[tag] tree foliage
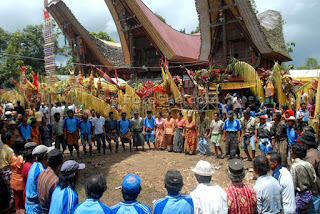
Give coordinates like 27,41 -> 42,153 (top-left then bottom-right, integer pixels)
179,28 -> 186,33
0,27 -> 10,52
155,13 -> 166,23
90,31 -> 114,42
250,0 -> 259,14
190,26 -> 200,34
297,57 -> 320,70
0,24 -> 69,88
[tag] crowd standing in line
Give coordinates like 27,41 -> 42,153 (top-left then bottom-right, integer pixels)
0,96 -> 319,213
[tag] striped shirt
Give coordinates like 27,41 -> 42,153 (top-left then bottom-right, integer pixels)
111,200 -> 151,214
153,194 -> 193,214
225,184 -> 257,214
37,167 -> 59,213
49,186 -> 78,214
73,199 -> 112,214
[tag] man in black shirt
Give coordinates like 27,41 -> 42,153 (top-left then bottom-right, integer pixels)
14,101 -> 24,115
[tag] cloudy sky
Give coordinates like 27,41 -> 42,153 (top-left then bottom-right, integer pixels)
0,0 -> 319,67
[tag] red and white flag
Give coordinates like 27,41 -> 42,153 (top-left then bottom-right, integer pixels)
115,69 -> 119,85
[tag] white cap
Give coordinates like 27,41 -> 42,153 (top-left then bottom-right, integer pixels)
192,160 -> 213,176
32,145 -> 48,155
5,111 -> 12,116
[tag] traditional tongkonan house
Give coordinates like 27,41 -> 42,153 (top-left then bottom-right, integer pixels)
196,0 -> 291,69
45,0 -> 208,89
44,0 -> 130,79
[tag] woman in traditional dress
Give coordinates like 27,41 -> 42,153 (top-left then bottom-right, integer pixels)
30,119 -> 40,145
173,112 -> 185,153
155,112 -> 165,150
184,113 -> 197,155
164,112 -> 175,152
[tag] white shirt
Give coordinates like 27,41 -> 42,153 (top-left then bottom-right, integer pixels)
233,97 -> 242,108
55,107 -> 64,121
68,104 -> 75,112
92,116 -> 105,135
51,107 -> 56,117
254,174 -> 282,214
277,167 -> 296,214
210,120 -> 224,135
190,183 -> 228,214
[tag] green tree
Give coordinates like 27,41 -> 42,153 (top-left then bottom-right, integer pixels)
179,28 -> 186,34
0,27 -> 10,52
0,24 -> 70,88
190,26 -> 200,34
297,57 -> 320,70
155,13 -> 166,23
250,0 -> 259,14
90,31 -> 114,42
287,42 -> 296,53
305,58 -> 319,69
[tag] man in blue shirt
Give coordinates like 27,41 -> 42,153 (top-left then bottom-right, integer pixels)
143,111 -> 156,149
153,170 -> 193,214
111,174 -> 151,214
73,174 -> 111,214
105,112 -> 120,153
286,116 -> 299,149
49,160 -> 85,214
118,112 -> 132,151
222,111 -> 241,159
79,113 -> 94,156
296,103 -> 309,128
25,145 -> 50,214
17,116 -> 31,141
63,109 -> 80,158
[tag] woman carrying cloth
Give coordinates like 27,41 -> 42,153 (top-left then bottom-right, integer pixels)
164,112 -> 175,152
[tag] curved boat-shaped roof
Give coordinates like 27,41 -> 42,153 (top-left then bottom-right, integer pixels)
196,0 -> 291,62
45,0 -> 129,69
105,0 -> 202,62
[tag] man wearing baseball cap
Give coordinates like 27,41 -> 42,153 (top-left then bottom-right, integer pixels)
111,174 -> 151,214
49,160 -> 85,214
153,170 -> 193,214
190,160 -> 227,213
25,145 -> 51,213
256,115 -> 272,155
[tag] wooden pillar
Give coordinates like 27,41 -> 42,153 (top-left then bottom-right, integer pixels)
222,11 -> 227,68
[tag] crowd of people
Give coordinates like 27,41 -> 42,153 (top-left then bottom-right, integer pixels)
0,96 -> 319,213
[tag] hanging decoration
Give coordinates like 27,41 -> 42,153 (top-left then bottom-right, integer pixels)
43,9 -> 56,77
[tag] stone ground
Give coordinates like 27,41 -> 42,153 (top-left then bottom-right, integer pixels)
70,141 -> 258,208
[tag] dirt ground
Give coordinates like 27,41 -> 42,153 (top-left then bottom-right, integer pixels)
71,142 -> 258,208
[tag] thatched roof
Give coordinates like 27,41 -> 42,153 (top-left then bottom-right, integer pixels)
257,10 -> 291,60
196,0 -> 291,62
45,1 -> 129,69
105,0 -> 204,62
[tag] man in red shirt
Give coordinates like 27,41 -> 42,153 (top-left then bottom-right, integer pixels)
225,159 -> 257,214
21,142 -> 37,202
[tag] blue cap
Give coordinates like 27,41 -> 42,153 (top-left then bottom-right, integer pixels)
233,93 -> 237,97
122,174 -> 141,193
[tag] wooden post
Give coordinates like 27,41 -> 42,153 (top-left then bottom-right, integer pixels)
222,11 -> 227,68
